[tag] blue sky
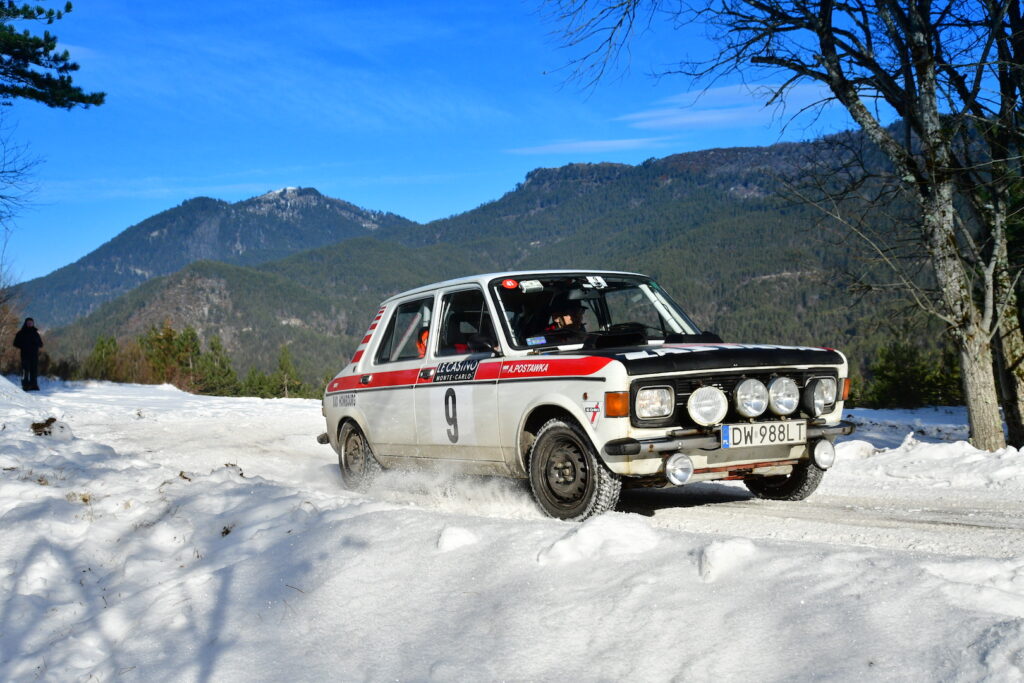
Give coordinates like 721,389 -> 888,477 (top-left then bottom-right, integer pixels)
5,0 -> 853,283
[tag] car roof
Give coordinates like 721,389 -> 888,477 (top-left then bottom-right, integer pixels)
381,269 -> 646,305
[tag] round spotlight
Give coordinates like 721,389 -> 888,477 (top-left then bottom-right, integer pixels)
768,377 -> 799,416
734,378 -> 769,418
665,453 -> 695,485
803,377 -> 839,417
812,439 -> 836,469
687,386 -> 728,426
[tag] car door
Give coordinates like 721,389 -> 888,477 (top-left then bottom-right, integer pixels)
414,286 -> 503,462
358,295 -> 434,458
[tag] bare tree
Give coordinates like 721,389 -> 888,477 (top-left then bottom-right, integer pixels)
0,124 -> 37,311
550,0 -> 1024,449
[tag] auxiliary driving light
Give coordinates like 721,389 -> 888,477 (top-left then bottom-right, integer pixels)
734,378 -> 769,418
687,386 -> 728,426
665,453 -> 695,485
768,376 -> 799,416
812,439 -> 837,469
802,377 -> 838,417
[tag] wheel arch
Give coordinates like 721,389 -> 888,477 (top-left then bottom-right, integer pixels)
515,402 -> 593,475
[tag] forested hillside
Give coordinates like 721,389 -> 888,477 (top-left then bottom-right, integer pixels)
46,143 -> 916,384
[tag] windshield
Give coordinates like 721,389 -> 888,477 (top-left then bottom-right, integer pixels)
489,274 -> 702,349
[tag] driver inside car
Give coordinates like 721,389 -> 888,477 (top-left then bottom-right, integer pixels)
545,301 -> 587,343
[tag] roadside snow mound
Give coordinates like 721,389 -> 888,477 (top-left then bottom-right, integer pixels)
536,514 -> 660,565
836,435 -> 1023,490
0,375 -> 41,414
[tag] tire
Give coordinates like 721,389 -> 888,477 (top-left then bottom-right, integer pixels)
744,460 -> 824,501
337,421 -> 379,491
528,419 -> 621,521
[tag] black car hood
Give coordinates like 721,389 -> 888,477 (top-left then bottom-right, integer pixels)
549,343 -> 845,376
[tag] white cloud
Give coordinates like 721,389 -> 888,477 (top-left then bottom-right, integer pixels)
618,83 -> 835,130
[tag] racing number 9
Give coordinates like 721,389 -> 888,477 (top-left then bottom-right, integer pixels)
444,388 -> 459,443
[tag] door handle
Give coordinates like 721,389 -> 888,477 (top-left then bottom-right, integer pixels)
419,368 -> 435,380
359,375 -> 372,385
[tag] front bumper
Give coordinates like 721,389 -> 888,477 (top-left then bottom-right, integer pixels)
601,420 -> 856,480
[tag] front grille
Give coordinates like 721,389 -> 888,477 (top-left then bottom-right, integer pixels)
631,368 -> 839,429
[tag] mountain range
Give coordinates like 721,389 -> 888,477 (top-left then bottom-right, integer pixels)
19,143 -> 896,383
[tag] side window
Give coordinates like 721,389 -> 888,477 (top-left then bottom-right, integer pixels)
374,297 -> 434,364
437,288 -> 498,356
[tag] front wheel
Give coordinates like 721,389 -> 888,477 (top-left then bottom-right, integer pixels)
337,421 -> 379,490
528,419 -> 621,521
744,460 -> 824,501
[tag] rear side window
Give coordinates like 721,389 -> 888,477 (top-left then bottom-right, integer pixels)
375,297 -> 434,363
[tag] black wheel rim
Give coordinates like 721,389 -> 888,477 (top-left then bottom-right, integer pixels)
543,436 -> 590,505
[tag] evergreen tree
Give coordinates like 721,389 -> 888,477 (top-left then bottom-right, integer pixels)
863,342 -> 963,409
241,367 -> 276,399
176,326 -> 201,390
273,345 -> 304,398
140,322 -> 181,384
194,336 -> 241,396
0,2 -> 105,108
82,336 -> 117,380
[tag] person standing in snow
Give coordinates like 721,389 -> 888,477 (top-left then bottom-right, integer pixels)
12,317 -> 43,391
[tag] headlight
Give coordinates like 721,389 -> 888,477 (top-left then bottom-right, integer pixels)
687,386 -> 728,426
768,377 -> 799,415
636,386 -> 674,419
803,377 -> 838,417
734,378 -> 768,418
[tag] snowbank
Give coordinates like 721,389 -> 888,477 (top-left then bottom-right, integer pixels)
1,380 -> 1022,680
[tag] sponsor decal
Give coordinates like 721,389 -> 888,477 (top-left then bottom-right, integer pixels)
503,362 -> 549,375
502,278 -> 519,289
331,393 -> 356,408
622,344 -> 824,360
526,336 -> 547,346
583,400 -> 601,426
434,359 -> 480,383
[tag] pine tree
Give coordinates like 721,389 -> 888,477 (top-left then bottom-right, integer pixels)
0,2 -> 105,108
194,336 -> 240,396
82,336 -> 117,380
241,367 -> 276,398
273,345 -> 304,398
176,326 -> 201,390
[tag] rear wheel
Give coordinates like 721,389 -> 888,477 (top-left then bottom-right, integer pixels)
528,419 -> 621,521
337,422 -> 379,490
744,460 -> 824,501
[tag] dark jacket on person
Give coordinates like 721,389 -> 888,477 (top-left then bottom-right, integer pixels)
13,323 -> 43,358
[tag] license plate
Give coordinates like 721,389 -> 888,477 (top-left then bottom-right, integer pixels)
721,420 -> 806,448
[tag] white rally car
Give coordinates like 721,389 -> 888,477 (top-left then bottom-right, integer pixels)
320,270 -> 854,520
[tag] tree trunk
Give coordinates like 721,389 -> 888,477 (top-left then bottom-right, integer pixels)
987,211 -> 1024,447
993,290 -> 1024,447
922,182 -> 1007,451
994,327 -> 1024,447
959,327 -> 1006,450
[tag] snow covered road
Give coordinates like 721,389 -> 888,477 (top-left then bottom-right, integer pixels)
2,378 -> 1023,681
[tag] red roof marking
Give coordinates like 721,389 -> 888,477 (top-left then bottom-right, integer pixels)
351,350 -> 364,363
362,334 -> 373,344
